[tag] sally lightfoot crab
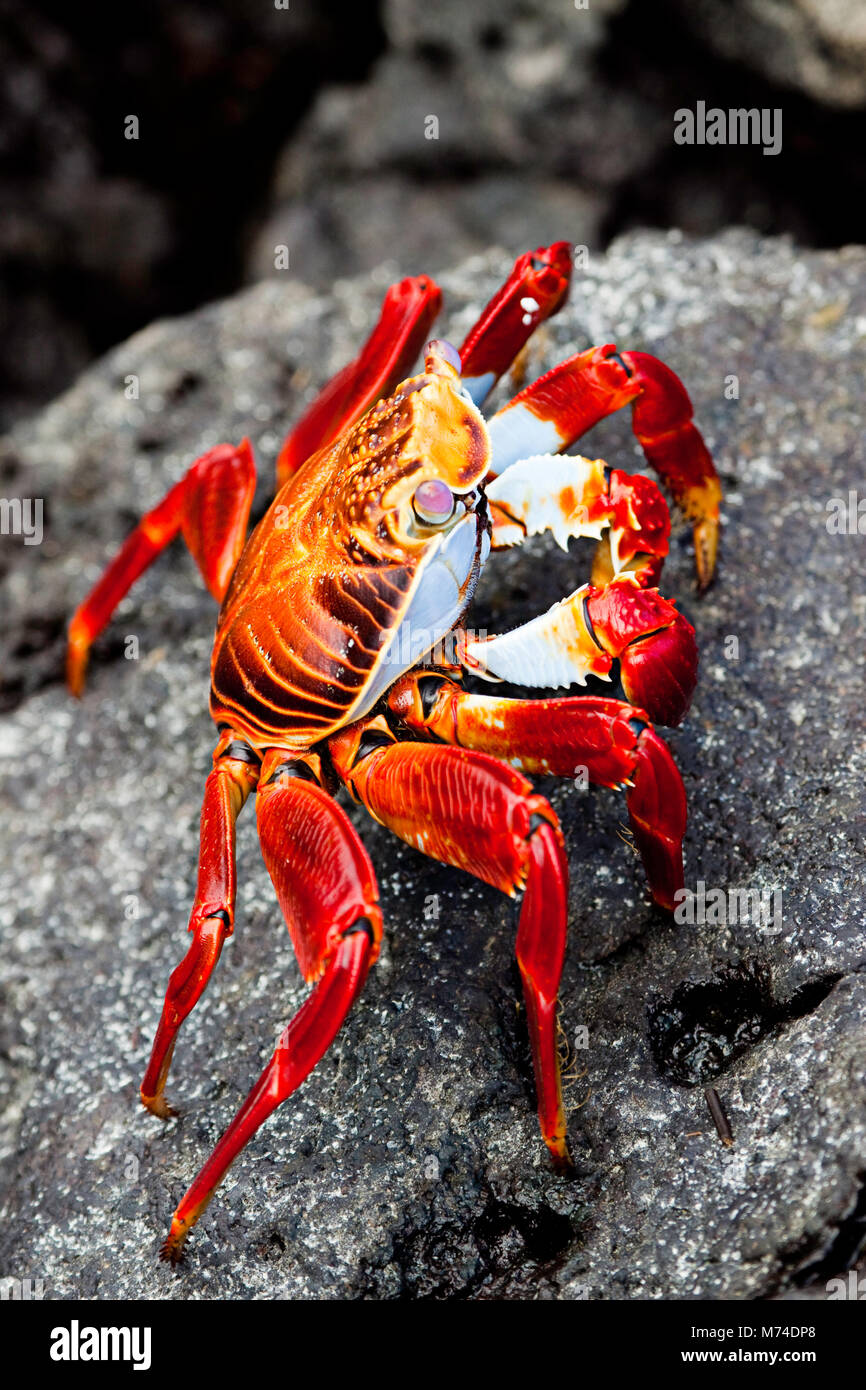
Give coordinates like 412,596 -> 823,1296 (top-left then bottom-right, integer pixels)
67,243 -> 721,1262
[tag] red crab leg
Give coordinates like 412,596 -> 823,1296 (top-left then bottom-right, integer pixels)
459,576 -> 698,728
387,676 -> 686,911
141,732 -> 260,1118
329,721 -> 572,1169
160,751 -> 382,1264
487,453 -> 670,588
486,344 -> 722,590
458,241 -> 573,406
275,274 -> 442,487
67,439 -> 256,695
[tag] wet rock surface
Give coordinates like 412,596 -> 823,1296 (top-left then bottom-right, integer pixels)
0,229 -> 864,1299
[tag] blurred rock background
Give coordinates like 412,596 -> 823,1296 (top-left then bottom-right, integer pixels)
2,0 -> 865,430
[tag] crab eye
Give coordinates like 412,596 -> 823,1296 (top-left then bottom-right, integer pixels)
412,479 -> 455,526
428,339 -> 462,374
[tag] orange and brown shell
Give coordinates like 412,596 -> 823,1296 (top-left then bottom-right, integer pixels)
209,353 -> 491,751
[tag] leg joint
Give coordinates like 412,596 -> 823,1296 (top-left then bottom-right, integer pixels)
609,349 -> 632,379
341,916 -> 378,948
263,759 -> 320,787
218,739 -> 260,765
354,729 -> 396,765
416,675 -> 449,720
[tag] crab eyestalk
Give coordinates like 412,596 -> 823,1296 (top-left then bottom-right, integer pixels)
585,579 -> 698,727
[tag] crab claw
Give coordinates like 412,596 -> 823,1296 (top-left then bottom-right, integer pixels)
605,467 -> 671,582
619,610 -> 698,728
586,579 -> 698,727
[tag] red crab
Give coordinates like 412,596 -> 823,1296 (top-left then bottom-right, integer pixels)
67,243 -> 721,1262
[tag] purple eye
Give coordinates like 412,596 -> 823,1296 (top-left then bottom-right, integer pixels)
412,478 -> 455,526
424,339 -> 462,376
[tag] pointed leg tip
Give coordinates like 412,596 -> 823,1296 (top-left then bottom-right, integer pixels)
693,518 -> 719,594
65,653 -> 86,699
695,565 -> 715,597
66,618 -> 92,697
653,890 -> 678,915
159,1225 -> 188,1266
141,1092 -> 179,1121
647,855 -> 684,914
550,1151 -> 575,1177
546,1135 -> 574,1174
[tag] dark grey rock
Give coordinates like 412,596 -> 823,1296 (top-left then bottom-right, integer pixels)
0,229 -> 864,1299
0,0 -> 378,428
669,0 -> 866,109
245,0 -> 666,286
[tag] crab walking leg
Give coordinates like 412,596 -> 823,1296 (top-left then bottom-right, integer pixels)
486,452 -> 670,587
329,723 -> 572,1168
457,241 -> 573,406
388,676 -> 687,911
161,930 -> 372,1265
485,344 -> 722,590
67,439 -> 256,695
160,752 -> 382,1264
275,274 -> 442,487
141,735 -> 260,1118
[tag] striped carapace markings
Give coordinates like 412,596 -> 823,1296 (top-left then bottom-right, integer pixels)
209,362 -> 490,748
